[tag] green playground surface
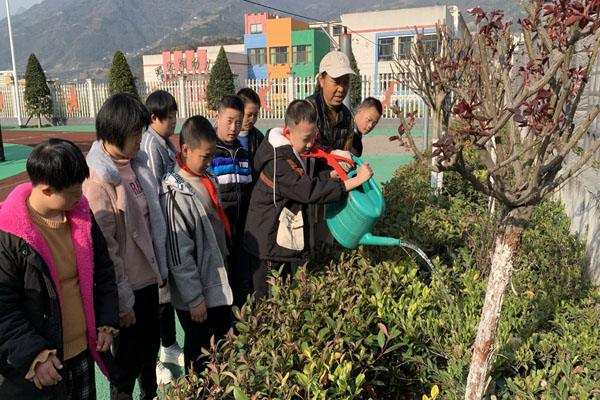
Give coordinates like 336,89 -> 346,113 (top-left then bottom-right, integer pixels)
362,154 -> 414,186
2,125 -> 97,132
0,144 -> 33,180
366,128 -> 423,137
94,319 -> 185,399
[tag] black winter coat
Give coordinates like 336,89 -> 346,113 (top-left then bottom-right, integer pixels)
246,126 -> 265,174
0,186 -> 119,399
243,128 -> 347,262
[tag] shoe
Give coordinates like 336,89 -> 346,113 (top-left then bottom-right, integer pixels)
156,361 -> 172,385
160,343 -> 184,367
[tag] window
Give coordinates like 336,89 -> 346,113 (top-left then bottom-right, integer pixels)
398,36 -> 413,60
422,35 -> 438,53
292,45 -> 312,64
248,48 -> 267,66
332,25 -> 343,36
378,37 -> 394,61
270,46 -> 289,65
250,23 -> 262,34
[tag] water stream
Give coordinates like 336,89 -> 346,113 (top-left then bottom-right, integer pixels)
398,241 -> 456,307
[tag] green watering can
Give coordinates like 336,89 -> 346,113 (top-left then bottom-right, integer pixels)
326,156 -> 403,249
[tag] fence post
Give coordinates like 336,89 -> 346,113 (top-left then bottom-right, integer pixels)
287,71 -> 295,102
178,76 -> 187,118
87,79 -> 96,118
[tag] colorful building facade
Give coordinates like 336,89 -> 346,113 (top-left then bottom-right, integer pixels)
244,13 -> 330,80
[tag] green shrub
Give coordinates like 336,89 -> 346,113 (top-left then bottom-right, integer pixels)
163,161 -> 600,399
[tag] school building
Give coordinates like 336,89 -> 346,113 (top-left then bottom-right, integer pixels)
340,5 -> 468,78
244,13 -> 331,80
141,5 -> 468,84
141,44 -> 247,83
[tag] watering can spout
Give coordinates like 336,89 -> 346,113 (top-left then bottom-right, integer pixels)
358,233 -> 402,247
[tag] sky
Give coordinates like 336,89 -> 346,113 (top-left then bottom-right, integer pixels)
0,0 -> 42,20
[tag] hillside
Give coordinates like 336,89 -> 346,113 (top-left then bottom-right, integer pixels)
0,0 -> 524,82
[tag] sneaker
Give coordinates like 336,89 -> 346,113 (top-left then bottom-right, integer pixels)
160,343 -> 184,366
156,361 -> 172,385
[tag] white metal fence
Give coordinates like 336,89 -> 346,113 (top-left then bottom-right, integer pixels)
0,74 -> 425,121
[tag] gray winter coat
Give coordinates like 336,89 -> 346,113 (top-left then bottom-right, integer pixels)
141,127 -> 178,304
142,127 -> 178,189
161,166 -> 233,310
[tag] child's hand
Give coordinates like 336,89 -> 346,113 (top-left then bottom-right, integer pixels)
120,309 -> 136,328
356,163 -> 373,183
190,301 -> 207,323
343,163 -> 374,192
96,330 -> 113,352
330,170 -> 339,178
31,354 -> 62,390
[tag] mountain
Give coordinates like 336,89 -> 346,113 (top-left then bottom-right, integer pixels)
0,0 -> 524,82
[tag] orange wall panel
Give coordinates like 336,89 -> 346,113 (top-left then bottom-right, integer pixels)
266,18 -> 292,47
266,18 -> 292,79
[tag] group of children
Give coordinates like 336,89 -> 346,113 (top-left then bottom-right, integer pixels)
0,80 -> 383,398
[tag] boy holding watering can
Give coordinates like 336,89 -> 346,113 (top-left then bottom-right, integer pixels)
244,100 -> 373,301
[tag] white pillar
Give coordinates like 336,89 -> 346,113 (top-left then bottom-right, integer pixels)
178,76 -> 187,118
87,79 -> 96,118
287,71 -> 295,102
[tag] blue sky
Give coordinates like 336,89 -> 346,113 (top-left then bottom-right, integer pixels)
0,0 -> 42,19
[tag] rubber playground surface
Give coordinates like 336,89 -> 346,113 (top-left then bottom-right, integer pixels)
0,125 -> 413,397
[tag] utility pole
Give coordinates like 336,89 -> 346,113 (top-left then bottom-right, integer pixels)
339,27 -> 352,109
5,0 -> 22,126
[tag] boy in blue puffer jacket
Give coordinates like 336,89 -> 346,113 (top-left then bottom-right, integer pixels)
209,95 -> 253,310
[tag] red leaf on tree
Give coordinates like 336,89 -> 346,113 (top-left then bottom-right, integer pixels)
566,15 -> 584,26
469,7 -> 485,16
537,89 -> 553,99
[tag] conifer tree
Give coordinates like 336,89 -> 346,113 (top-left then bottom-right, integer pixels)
350,52 -> 361,110
206,46 -> 235,111
108,50 -> 139,98
24,53 -> 53,127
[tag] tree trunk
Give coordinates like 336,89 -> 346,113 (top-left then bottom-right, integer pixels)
37,114 -> 41,128
432,106 -> 441,141
464,204 -> 534,399
431,109 -> 444,192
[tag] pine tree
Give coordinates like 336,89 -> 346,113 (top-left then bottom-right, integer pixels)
24,53 -> 53,128
108,50 -> 139,98
206,46 -> 235,111
350,52 -> 362,110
